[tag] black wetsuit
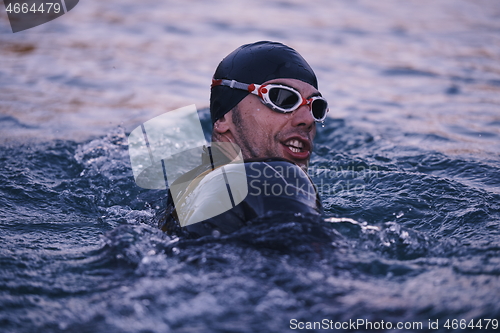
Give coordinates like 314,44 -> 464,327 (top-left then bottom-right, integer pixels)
159,146 -> 322,238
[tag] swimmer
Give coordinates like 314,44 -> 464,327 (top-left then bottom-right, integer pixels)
159,41 -> 329,237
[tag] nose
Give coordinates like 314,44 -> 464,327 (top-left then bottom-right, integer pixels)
290,102 -> 315,131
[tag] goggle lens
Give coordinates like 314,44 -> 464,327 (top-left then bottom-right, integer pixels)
311,99 -> 328,121
269,87 -> 300,109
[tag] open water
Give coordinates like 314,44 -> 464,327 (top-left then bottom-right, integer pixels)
1,0 -> 500,332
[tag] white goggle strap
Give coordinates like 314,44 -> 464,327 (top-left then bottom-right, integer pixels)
217,79 -> 259,93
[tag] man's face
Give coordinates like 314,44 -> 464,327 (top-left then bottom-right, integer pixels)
218,78 -> 319,170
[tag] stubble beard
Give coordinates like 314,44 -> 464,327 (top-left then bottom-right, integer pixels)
231,107 -> 264,160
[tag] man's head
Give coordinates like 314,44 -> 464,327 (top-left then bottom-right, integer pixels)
210,41 -> 326,169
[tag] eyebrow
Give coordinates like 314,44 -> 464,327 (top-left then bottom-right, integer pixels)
307,92 -> 322,99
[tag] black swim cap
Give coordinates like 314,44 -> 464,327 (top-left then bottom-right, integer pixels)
210,41 -> 318,124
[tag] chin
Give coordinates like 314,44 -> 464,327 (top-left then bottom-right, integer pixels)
297,161 -> 309,171
287,157 -> 308,170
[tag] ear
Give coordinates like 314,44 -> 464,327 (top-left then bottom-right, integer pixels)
213,111 -> 232,135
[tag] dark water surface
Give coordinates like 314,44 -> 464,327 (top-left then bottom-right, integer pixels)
1,0 -> 500,332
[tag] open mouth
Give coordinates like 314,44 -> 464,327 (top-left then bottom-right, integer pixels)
282,137 -> 311,162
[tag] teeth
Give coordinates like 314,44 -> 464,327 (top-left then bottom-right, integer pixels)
285,139 -> 304,153
285,139 -> 303,149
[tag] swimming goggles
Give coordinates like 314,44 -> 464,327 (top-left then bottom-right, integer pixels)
212,79 -> 329,123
